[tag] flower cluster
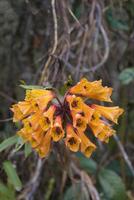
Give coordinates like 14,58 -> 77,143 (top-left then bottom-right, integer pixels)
11,78 -> 124,158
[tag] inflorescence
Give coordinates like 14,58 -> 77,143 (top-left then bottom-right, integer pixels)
11,78 -> 124,158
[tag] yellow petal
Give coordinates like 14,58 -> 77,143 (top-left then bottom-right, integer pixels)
10,105 -> 24,122
31,128 -> 44,148
51,116 -> 64,142
36,93 -> 54,111
66,95 -> 83,112
11,101 -> 36,122
89,118 -> 105,136
72,113 -> 87,132
17,127 -> 32,142
25,89 -> 54,101
69,78 -> 113,102
35,130 -> 51,158
78,132 -> 96,158
66,124 -> 81,152
39,105 -> 56,131
39,117 -> 51,131
27,111 -> 42,130
17,101 -> 32,115
69,78 -> 89,94
92,104 -> 124,124
82,104 -> 94,123
89,117 -> 116,142
97,125 -> 115,142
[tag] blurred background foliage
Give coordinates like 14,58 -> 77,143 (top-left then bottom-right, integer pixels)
0,0 -> 134,199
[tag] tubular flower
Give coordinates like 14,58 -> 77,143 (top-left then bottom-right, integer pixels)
11,102 -> 32,122
25,89 -> 54,101
35,130 -> 51,158
89,118 -> 105,136
89,118 -> 115,142
27,111 -> 42,131
11,78 -> 124,158
69,78 -> 113,102
77,131 -> 96,158
39,105 -> 56,131
92,104 -> 124,124
51,116 -> 64,142
72,112 -> 87,132
66,95 -> 83,112
66,124 -> 81,152
31,128 -> 44,148
82,104 -> 94,123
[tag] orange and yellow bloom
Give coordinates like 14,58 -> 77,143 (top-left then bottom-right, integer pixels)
11,78 -> 124,158
51,116 -> 64,142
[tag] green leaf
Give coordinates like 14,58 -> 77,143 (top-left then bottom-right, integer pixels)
24,143 -> 32,158
119,68 -> 134,85
14,137 -> 25,152
77,153 -> 97,174
64,183 -> 88,200
3,161 -> 22,191
0,135 -> 18,152
0,182 -> 10,197
99,168 -> 127,200
19,84 -> 53,90
0,182 -> 15,200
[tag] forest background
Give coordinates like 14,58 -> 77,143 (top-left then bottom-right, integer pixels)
0,0 -> 134,200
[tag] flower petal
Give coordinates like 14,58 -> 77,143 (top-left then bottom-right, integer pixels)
72,112 -> 87,132
35,130 -> 51,158
10,105 -> 24,122
89,118 -> 115,142
66,124 -> 81,152
69,78 -> 113,102
39,105 -> 56,131
66,95 -> 83,112
92,104 -> 124,124
27,111 -> 42,130
36,94 -> 54,111
78,131 -> 96,158
25,89 -> 54,101
51,116 -> 64,142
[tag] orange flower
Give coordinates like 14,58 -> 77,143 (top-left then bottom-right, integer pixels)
39,105 -> 56,131
25,89 -> 54,101
17,101 -> 33,115
65,124 -> 81,152
97,125 -> 115,143
11,78 -> 124,158
17,128 -> 32,142
89,118 -> 115,142
82,104 -> 94,123
88,81 -> 112,102
18,119 -> 45,148
78,131 -> 96,158
25,89 -> 54,111
71,112 -> 87,132
50,116 -> 64,142
27,111 -> 42,131
66,95 -> 83,112
89,118 -> 105,136
36,94 -> 54,111
35,130 -> 51,158
10,101 -> 33,122
31,128 -> 44,148
17,119 -> 33,142
11,105 -> 24,122
69,78 -> 112,102
92,104 -> 124,124
69,78 -> 90,95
